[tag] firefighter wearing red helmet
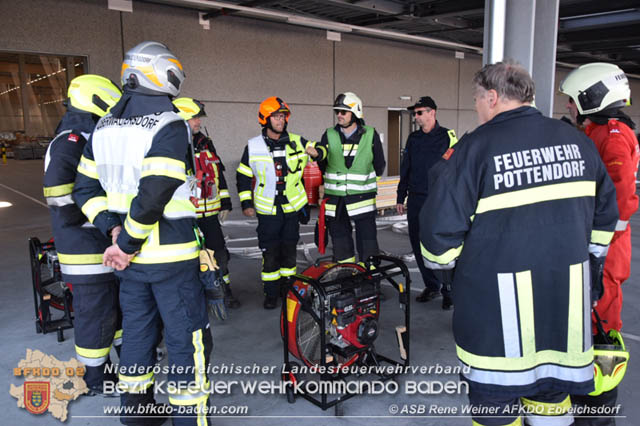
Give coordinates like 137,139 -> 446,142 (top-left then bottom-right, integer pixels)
560,62 -> 638,426
236,97 -> 323,309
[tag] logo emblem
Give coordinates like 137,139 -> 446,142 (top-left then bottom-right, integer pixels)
67,134 -> 79,143
442,148 -> 455,160
24,382 -> 50,414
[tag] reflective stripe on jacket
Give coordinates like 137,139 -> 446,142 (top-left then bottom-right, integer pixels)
324,126 -> 376,196
83,110 -> 198,265
420,106 -> 619,396
247,133 -> 308,215
44,114 -> 114,284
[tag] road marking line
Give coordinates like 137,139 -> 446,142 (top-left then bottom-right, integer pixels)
0,183 -> 47,208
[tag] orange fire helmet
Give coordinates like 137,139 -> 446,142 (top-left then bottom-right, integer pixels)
258,96 -> 290,126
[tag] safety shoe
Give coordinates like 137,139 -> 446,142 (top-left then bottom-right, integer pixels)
416,288 -> 441,303
225,287 -> 241,309
442,294 -> 454,310
120,403 -> 170,426
85,385 -> 119,398
263,295 -> 279,310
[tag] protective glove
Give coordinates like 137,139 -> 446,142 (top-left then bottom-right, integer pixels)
218,209 -> 229,224
298,205 -> 310,224
199,249 -> 228,321
589,253 -> 605,303
187,175 -> 198,194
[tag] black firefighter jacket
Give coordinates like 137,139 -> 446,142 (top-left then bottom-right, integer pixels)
420,106 -> 618,396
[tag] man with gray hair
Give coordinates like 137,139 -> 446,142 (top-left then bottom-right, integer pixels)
419,61 -> 619,425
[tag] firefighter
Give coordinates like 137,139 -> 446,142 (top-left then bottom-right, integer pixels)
236,96 -> 321,309
73,41 -> 211,426
396,96 -> 457,309
173,97 -> 240,308
43,74 -> 122,396
420,61 -> 618,425
560,62 -> 638,426
316,92 -> 386,264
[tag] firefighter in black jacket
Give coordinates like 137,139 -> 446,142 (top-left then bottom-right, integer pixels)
396,96 -> 457,309
174,97 -> 239,308
43,74 -> 122,395
236,96 -> 320,309
74,42 -> 211,426
420,61 -> 619,425
316,92 -> 386,263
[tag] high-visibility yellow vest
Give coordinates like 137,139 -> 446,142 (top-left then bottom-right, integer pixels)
247,133 -> 308,215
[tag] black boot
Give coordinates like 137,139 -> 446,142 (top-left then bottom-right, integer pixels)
120,388 -> 169,426
441,289 -> 453,310
416,288 -> 441,303
263,295 -> 278,310
224,285 -> 241,309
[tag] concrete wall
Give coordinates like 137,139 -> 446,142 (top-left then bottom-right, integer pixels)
2,0 -> 639,207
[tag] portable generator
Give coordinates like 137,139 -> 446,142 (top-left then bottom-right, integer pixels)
28,237 -> 74,342
281,255 -> 410,414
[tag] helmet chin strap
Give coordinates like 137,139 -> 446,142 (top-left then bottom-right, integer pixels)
264,118 -> 287,135
338,113 -> 356,128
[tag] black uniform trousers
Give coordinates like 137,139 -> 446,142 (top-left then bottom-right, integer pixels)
73,279 -> 122,389
197,214 -> 230,284
327,197 -> 378,263
256,204 -> 299,298
117,263 -> 212,426
407,194 -> 440,291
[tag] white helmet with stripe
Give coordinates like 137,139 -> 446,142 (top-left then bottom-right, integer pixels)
333,92 -> 363,119
121,41 -> 185,97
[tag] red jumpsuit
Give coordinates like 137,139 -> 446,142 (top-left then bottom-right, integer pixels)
585,119 -> 640,332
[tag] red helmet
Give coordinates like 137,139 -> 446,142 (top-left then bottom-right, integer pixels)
258,96 -> 290,126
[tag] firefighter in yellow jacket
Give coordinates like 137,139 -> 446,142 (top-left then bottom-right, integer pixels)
236,97 -> 322,309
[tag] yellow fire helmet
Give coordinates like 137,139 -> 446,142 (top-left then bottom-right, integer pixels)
591,329 -> 629,396
67,74 -> 122,117
173,97 -> 206,121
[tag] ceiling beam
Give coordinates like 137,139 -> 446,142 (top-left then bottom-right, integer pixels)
559,0 -> 640,18
559,8 -> 640,32
321,0 -> 404,16
202,0 -> 280,20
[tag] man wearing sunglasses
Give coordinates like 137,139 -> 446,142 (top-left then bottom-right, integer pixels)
316,92 -> 386,264
397,96 -> 457,310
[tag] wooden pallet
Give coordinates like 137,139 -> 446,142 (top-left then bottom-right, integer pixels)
315,176 -> 402,213
376,177 -> 400,211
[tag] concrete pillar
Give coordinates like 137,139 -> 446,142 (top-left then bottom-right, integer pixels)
483,0 -> 560,116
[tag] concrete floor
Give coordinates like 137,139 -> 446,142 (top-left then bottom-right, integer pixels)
1,158 -> 638,425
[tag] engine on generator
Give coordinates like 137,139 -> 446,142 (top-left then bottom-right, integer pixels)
282,262 -> 381,368
329,283 -> 379,350
281,255 -> 411,414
